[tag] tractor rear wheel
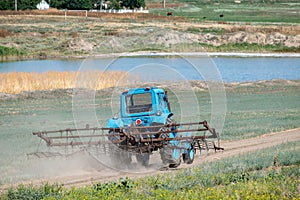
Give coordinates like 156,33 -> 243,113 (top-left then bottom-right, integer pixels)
160,146 -> 181,168
108,131 -> 132,168
136,153 -> 150,167
110,149 -> 132,167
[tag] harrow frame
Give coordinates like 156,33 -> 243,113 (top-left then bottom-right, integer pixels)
30,120 -> 223,158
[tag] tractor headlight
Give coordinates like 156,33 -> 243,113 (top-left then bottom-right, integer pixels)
136,119 -> 142,125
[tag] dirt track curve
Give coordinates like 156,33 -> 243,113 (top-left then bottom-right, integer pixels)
37,128 -> 300,187
1,128 -> 300,192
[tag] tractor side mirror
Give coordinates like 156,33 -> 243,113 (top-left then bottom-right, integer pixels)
163,96 -> 167,101
113,113 -> 119,119
163,94 -> 171,112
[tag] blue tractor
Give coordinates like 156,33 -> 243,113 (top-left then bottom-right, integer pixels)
107,87 -> 222,168
32,87 -> 223,169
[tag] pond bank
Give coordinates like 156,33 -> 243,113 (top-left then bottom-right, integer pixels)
2,52 -> 300,63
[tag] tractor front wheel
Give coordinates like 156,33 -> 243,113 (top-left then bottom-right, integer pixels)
182,148 -> 195,164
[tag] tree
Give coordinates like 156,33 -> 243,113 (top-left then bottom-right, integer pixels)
0,0 -> 14,10
121,0 -> 145,9
135,0 -> 146,8
0,0 -> 94,10
20,0 -> 41,10
5,0 -> 40,10
109,0 -> 121,10
64,0 -> 92,10
50,0 -> 66,9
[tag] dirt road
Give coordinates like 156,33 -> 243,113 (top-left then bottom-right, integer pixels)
1,128 -> 299,192
33,129 -> 300,186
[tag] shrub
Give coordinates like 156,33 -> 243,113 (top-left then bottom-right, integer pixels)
0,46 -> 25,56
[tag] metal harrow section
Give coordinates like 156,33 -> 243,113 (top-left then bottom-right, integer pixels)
29,121 -> 223,158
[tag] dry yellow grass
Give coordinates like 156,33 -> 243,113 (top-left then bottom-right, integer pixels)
0,71 -> 129,94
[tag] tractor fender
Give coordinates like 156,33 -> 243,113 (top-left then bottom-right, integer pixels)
151,113 -> 173,125
181,132 -> 194,153
107,118 -> 123,128
181,132 -> 195,164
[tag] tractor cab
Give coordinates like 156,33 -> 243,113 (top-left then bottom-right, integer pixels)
107,87 -> 172,129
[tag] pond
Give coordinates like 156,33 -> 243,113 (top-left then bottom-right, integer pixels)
0,56 -> 299,83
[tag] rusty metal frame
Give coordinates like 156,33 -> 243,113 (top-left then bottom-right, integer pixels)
31,120 -> 223,157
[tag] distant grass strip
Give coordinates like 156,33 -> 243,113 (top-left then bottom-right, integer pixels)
197,43 -> 300,53
0,46 -> 26,57
2,141 -> 299,199
0,71 -> 129,94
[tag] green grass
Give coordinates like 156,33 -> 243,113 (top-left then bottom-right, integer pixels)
221,82 -> 300,139
167,81 -> 300,140
199,43 -> 300,53
159,42 -> 300,53
2,141 -> 299,199
150,0 -> 300,23
216,43 -> 297,52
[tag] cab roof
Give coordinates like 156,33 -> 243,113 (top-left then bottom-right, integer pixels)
122,87 -> 165,95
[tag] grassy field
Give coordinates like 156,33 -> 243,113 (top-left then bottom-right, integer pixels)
0,0 -> 299,60
0,80 -> 299,186
152,0 -> 300,23
2,141 -> 299,199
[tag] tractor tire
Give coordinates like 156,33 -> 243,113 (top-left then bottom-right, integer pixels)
136,153 -> 150,167
182,148 -> 195,164
108,131 -> 132,168
108,130 -> 120,144
111,149 -> 132,167
160,146 -> 181,168
159,117 -> 181,168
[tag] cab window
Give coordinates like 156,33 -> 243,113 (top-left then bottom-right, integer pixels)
125,93 -> 152,114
